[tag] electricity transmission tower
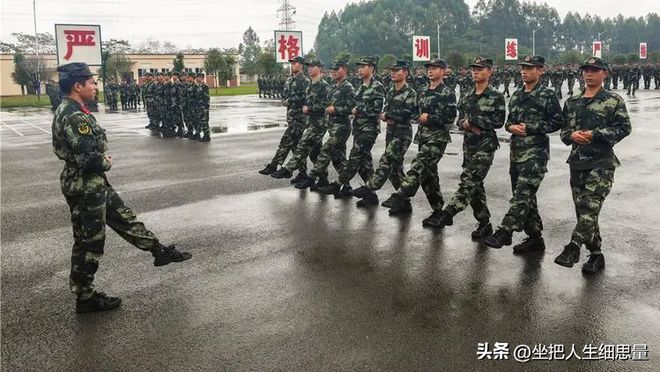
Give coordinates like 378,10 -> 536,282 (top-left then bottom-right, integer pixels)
277,0 -> 296,30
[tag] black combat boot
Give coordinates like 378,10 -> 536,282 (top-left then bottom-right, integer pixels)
388,195 -> 412,215
258,163 -> 278,175
422,210 -> 443,227
153,244 -> 192,267
294,176 -> 315,189
352,185 -> 374,199
76,291 -> 122,313
335,184 -> 353,198
271,168 -> 292,179
581,253 -> 605,274
472,223 -> 494,242
199,135 -> 210,142
356,193 -> 379,207
512,235 -> 545,254
483,227 -> 510,247
423,210 -> 453,229
554,242 -> 581,268
318,181 -> 341,195
310,178 -> 329,191
290,171 -> 308,184
380,193 -> 399,208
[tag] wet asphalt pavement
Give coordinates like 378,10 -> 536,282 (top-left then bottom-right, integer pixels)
1,91 -> 659,371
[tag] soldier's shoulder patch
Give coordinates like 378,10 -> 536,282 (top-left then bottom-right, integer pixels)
78,123 -> 91,135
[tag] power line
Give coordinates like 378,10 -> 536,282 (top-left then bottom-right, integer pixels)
277,0 -> 296,31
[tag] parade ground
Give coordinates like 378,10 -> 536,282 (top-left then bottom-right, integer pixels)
1,92 -> 659,371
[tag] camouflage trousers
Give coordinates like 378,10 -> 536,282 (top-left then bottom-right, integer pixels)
283,116 -> 326,173
270,110 -> 306,166
499,159 -> 547,236
65,185 -> 162,299
366,125 -> 412,191
398,126 -> 449,211
172,107 -> 184,133
196,107 -> 210,137
338,125 -> 379,185
445,150 -> 495,224
145,99 -> 157,126
310,120 -> 351,180
183,105 -> 196,134
569,168 -> 615,251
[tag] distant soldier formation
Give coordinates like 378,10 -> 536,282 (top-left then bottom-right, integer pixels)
103,78 -> 141,110
140,71 -> 211,142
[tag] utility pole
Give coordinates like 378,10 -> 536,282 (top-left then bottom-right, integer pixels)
532,26 -> 542,56
437,20 -> 447,58
277,0 -> 296,31
33,0 -> 41,100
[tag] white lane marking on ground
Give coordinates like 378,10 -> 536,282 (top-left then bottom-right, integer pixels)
117,169 -> 263,193
19,120 -> 51,134
0,122 -> 24,136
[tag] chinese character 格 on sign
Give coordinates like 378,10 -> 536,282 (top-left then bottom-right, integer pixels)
274,30 -> 303,63
412,36 -> 430,62
505,38 -> 518,60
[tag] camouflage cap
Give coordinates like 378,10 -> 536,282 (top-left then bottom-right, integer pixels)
331,60 -> 349,70
469,56 -> 493,68
580,56 -> 608,71
145,72 -> 154,77
56,62 -> 97,80
519,55 -> 545,67
289,56 -> 305,64
390,60 -> 410,70
196,72 -> 205,78
424,58 -> 448,69
305,59 -> 324,67
356,56 -> 377,66
188,72 -> 196,77
172,71 -> 180,76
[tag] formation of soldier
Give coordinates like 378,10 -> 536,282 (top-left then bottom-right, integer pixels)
141,71 -> 211,142
45,80 -> 63,111
258,54 -> 631,276
104,78 -> 137,111
257,75 -> 287,98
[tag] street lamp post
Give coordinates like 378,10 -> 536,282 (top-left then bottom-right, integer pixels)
532,26 -> 542,56
33,0 -> 41,100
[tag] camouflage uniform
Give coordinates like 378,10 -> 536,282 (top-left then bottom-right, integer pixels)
443,60 -> 506,224
194,74 -> 211,140
366,76 -> 417,191
497,57 -> 562,238
281,74 -> 330,173
309,73 -> 355,180
560,79 -> 631,253
338,69 -> 385,186
397,70 -> 457,211
53,94 -> 167,299
268,71 -> 310,167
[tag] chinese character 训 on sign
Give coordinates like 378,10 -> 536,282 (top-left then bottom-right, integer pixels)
640,42 -> 647,59
412,36 -> 430,61
55,24 -> 102,66
505,38 -> 518,60
592,41 -> 603,58
274,30 -> 303,63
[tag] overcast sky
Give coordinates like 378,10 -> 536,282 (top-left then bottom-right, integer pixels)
1,0 -> 657,52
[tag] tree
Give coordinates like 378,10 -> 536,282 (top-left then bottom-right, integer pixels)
377,54 -> 397,71
11,52 -> 53,95
105,52 -> 135,81
205,49 -> 236,88
11,52 -> 29,95
256,49 -> 282,75
446,51 -> 466,68
103,39 -> 132,53
173,52 -> 185,72
239,26 -> 261,76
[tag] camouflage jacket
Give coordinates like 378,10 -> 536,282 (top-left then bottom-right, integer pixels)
305,78 -> 330,119
560,88 -> 631,170
327,78 -> 355,125
417,82 -> 457,142
457,85 -> 506,154
284,72 -> 310,112
383,82 -> 417,131
52,97 -> 110,196
353,77 -> 385,132
195,83 -> 210,108
505,81 -> 562,163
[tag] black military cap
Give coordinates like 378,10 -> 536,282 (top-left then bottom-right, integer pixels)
580,57 -> 608,71
56,62 -> 96,80
424,58 -> 448,69
196,72 -> 205,78
390,60 -> 409,70
356,56 -> 377,66
145,72 -> 154,77
289,56 -> 305,64
166,71 -> 172,76
469,56 -> 493,68
519,55 -> 545,67
172,71 -> 180,76
331,60 -> 348,70
305,59 -> 324,67
188,72 -> 196,78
